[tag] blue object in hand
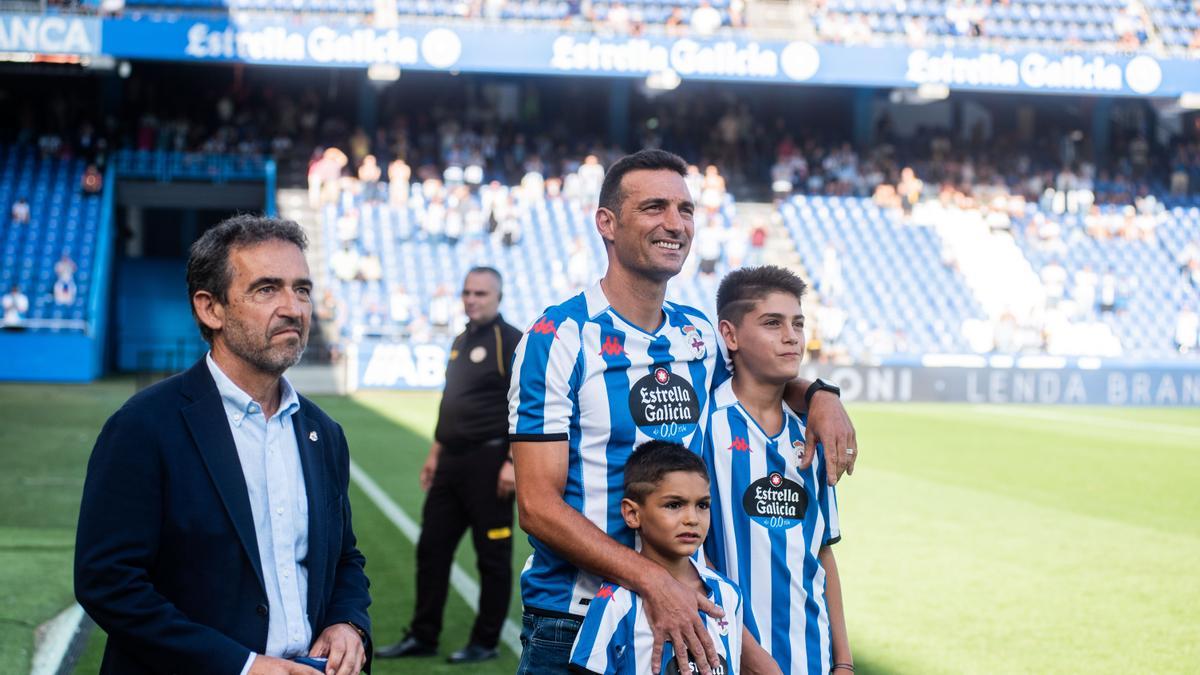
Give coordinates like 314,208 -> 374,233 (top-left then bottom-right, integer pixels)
292,656 -> 328,672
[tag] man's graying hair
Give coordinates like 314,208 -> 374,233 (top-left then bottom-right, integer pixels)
186,214 -> 308,343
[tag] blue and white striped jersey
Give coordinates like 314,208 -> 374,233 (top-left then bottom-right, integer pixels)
569,559 -> 744,675
701,379 -> 841,675
508,282 -> 729,617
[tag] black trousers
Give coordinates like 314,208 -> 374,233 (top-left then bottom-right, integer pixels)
409,440 -> 514,648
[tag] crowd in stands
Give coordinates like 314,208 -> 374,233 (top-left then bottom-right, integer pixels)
809,0 -> 1200,54
6,68 -> 1198,356
311,139 -> 751,345
61,0 -> 1200,55
764,117 -> 1200,360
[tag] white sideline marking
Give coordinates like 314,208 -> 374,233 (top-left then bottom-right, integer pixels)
348,460 -> 523,656
31,603 -> 84,675
967,406 -> 1200,438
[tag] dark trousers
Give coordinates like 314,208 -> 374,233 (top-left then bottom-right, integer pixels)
410,440 -> 514,648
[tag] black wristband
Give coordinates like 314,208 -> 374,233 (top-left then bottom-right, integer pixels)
832,664 -> 855,673
804,378 -> 841,408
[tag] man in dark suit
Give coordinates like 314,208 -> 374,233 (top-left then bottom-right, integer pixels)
75,215 -> 372,675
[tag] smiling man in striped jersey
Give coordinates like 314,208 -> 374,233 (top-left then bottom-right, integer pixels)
508,149 -> 858,675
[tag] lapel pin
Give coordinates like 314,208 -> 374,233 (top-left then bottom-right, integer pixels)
309,431 -> 318,442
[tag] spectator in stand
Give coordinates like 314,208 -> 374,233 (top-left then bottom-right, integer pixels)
1073,265 -> 1098,318
748,219 -> 769,266
424,195 -> 448,242
2,285 -> 29,329
336,209 -> 360,247
389,158 -> 412,207
1178,239 -> 1200,287
54,276 -> 77,306
1099,267 -> 1119,313
359,253 -> 383,282
331,244 -> 361,282
897,167 -> 923,215
691,0 -> 722,36
1176,305 -> 1199,354
349,128 -> 371,168
607,2 -> 632,33
1041,260 -> 1068,308
694,221 -> 724,278
497,208 -> 522,247
81,164 -> 103,195
700,164 -> 726,212
359,155 -> 383,203
389,285 -> 415,327
578,155 -> 605,212
665,7 -> 687,35
684,164 -> 704,203
55,251 -> 77,283
429,285 -> 455,335
317,288 -> 345,335
729,0 -> 745,27
11,197 -> 29,225
821,242 -> 844,299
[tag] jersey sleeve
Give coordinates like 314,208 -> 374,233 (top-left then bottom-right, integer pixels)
508,312 -> 581,442
569,585 -> 635,675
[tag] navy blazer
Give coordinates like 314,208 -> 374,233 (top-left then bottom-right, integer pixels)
75,359 -> 372,675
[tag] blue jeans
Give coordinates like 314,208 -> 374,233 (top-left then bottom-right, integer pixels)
516,610 -> 582,675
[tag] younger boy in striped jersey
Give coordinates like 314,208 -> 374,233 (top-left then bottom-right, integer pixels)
570,441 -> 744,675
702,267 -> 852,675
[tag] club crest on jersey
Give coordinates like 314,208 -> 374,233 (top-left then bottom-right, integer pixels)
629,366 -> 700,444
681,324 -> 707,359
743,472 -> 808,530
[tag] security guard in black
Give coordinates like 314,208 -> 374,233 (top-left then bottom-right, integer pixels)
378,267 -> 522,664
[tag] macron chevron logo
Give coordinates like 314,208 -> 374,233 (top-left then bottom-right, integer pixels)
599,335 -> 624,357
529,316 -> 557,336
728,437 -> 751,453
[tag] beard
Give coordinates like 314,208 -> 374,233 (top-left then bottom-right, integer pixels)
221,313 -> 307,376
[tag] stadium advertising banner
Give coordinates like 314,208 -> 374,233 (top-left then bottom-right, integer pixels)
354,341 -> 449,390
801,364 -> 1200,406
353,339 -> 1200,406
0,13 -> 101,56
95,17 -> 1199,97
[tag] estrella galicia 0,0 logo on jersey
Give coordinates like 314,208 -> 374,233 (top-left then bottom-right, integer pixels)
628,367 -> 700,443
669,653 -> 729,675
742,471 -> 808,530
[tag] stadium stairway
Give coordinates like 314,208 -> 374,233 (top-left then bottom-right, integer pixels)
915,201 -> 1045,321
277,187 -> 340,363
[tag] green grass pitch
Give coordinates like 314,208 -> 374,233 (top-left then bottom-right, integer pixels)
2,382 -> 1197,674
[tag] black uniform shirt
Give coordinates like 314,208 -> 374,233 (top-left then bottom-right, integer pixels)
433,313 -> 523,450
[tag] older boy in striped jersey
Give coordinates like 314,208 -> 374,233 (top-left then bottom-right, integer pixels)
702,267 -> 852,675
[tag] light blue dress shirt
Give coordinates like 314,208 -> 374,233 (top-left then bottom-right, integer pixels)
206,355 -> 311,675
